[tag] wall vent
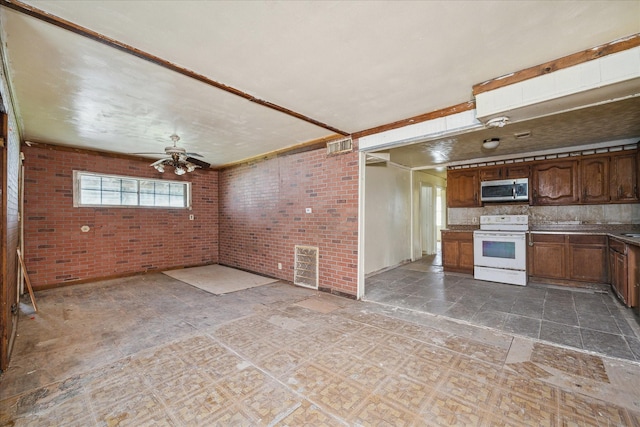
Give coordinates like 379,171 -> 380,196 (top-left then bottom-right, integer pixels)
327,137 -> 353,155
294,245 -> 319,289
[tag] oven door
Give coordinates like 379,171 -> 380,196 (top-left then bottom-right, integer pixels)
473,231 -> 527,271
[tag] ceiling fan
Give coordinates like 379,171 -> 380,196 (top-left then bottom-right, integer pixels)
136,134 -> 210,175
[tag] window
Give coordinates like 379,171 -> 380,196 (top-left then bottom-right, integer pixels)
73,171 -> 191,208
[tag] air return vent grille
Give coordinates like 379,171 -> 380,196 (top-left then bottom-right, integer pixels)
294,245 -> 319,289
327,137 -> 353,155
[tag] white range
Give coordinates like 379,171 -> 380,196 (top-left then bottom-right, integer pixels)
473,215 -> 528,286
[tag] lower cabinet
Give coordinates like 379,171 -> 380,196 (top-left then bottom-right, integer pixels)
609,237 -> 638,308
442,231 -> 474,274
528,233 -> 608,285
528,234 -> 566,280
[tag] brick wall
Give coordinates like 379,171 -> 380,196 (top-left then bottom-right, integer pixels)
219,146 -> 359,297
23,145 -> 218,289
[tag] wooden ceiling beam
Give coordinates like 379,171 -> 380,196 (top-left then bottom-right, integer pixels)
473,33 -> 640,96
352,101 -> 476,140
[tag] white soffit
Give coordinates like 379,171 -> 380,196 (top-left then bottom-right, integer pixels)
358,110 -> 481,151
476,46 -> 640,123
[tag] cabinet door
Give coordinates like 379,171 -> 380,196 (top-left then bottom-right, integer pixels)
614,252 -> 628,305
505,164 -> 530,179
528,235 -> 566,279
479,166 -> 502,181
441,232 -> 474,274
459,240 -> 475,271
447,170 -> 479,207
581,156 -> 609,203
568,244 -> 607,283
442,238 -> 460,270
531,160 -> 579,205
610,152 -> 638,202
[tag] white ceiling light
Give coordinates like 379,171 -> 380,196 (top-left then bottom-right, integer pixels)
482,137 -> 500,150
485,116 -> 510,128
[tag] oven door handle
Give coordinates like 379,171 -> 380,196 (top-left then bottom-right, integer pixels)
474,232 -> 525,239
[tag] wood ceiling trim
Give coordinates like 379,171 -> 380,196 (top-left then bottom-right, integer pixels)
0,0 -> 349,137
473,33 -> 640,96
352,100 -> 476,140
217,134 -> 344,170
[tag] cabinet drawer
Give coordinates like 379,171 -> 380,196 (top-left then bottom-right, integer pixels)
530,233 -> 564,243
609,238 -> 627,254
568,234 -> 607,245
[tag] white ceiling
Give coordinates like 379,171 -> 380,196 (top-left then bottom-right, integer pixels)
1,1 -> 639,167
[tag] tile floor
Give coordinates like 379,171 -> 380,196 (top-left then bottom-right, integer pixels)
0,272 -> 639,426
365,253 -> 640,362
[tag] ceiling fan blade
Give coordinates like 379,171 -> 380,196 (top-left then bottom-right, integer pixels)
132,152 -> 167,155
185,152 -> 204,158
186,157 -> 211,169
150,158 -> 170,166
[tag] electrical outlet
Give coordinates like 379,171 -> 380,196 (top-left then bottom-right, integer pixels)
189,214 -> 194,220
278,263 -> 282,270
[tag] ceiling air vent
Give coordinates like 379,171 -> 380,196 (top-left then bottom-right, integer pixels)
294,245 -> 319,289
327,137 -> 353,155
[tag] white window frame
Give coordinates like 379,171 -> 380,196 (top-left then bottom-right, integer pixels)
73,171 -> 191,209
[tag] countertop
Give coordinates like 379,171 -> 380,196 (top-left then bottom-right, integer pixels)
443,224 -> 640,247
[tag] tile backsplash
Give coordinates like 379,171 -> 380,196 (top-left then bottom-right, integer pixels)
448,203 -> 640,226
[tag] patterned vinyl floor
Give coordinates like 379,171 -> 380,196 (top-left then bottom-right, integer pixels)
1,272 -> 639,426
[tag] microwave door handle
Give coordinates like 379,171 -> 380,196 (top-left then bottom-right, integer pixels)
512,186 -> 516,199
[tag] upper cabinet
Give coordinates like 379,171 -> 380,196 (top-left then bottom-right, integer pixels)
447,146 -> 638,208
610,151 -> 638,202
531,159 -> 580,205
581,155 -> 609,203
447,169 -> 479,207
478,164 -> 530,181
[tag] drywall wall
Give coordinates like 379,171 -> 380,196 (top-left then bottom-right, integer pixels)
364,163 -> 411,275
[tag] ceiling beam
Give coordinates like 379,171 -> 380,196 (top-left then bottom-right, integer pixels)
473,33 -> 640,95
0,0 -> 350,137
352,101 -> 476,140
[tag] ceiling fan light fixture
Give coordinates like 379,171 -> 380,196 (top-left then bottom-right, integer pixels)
482,137 -> 500,150
148,134 -> 208,174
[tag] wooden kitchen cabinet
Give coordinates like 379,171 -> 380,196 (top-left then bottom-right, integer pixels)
580,155 -> 609,203
446,169 -> 479,207
442,231 -> 474,274
531,159 -> 580,205
610,151 -> 638,202
567,234 -> 608,283
608,237 -> 638,307
528,233 -> 566,280
528,233 -> 607,285
478,164 -> 530,181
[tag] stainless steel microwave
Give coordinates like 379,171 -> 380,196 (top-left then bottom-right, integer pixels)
480,178 -> 529,202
